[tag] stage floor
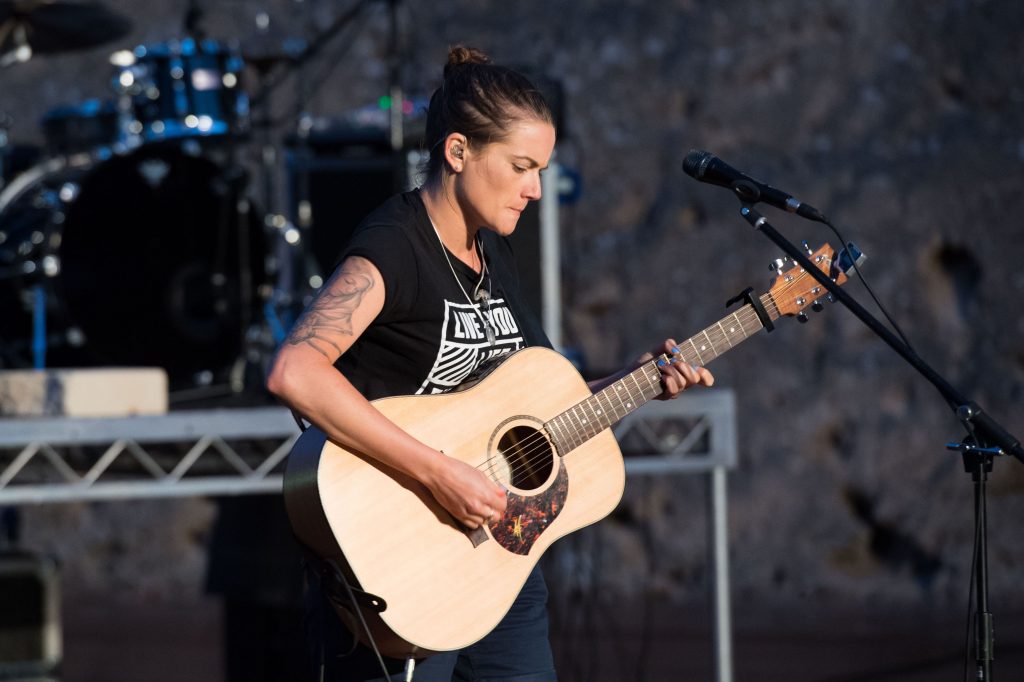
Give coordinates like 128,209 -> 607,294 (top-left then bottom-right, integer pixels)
54,591 -> 1024,682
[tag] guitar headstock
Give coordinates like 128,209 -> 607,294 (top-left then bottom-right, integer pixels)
768,243 -> 859,318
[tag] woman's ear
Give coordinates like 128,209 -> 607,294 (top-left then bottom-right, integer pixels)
444,133 -> 469,173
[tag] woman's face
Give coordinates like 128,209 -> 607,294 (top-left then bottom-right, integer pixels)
454,118 -> 556,236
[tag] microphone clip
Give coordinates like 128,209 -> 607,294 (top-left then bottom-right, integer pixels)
731,179 -> 761,204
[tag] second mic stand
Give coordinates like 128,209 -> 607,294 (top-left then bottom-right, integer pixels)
733,196 -> 1019,681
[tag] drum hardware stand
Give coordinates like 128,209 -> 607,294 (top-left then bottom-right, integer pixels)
0,23 -> 31,67
31,284 -> 46,369
0,114 -> 10,188
162,1 -> 282,397
175,0 -> 256,388
244,1 -> 376,300
181,0 -> 404,397
278,0 -> 409,284
730,199 -> 1024,681
223,164 -> 258,395
386,0 -> 405,172
201,151 -> 279,399
183,0 -> 206,40
245,0 -> 374,116
244,16 -> 306,355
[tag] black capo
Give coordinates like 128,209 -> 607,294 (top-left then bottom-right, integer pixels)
725,286 -> 774,333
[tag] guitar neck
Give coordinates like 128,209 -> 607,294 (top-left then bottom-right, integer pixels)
545,295 -> 778,455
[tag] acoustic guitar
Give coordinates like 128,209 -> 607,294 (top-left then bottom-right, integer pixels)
284,242 -> 856,657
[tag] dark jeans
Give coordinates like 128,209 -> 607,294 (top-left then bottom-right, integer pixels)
307,565 -> 557,682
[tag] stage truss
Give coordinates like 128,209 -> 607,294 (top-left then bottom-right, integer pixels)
0,391 -> 737,682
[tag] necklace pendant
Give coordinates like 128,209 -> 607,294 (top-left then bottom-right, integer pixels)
485,325 -> 496,345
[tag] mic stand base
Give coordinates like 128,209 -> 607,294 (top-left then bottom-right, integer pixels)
950,439 -> 1003,681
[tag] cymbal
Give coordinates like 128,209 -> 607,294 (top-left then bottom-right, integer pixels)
0,1 -> 132,56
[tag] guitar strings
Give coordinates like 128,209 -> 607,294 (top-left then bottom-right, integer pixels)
484,260 -> 822,482
474,296 -> 788,483
473,304 -> 763,483
475,366 -> 660,483
471,264 -> 828,486
474,290 -> 791,482
474,349 -> 668,482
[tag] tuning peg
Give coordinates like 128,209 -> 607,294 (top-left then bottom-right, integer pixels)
769,258 -> 787,272
802,240 -> 813,256
797,312 -> 809,323
812,300 -> 824,312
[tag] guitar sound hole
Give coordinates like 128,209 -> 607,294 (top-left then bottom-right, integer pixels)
496,425 -> 553,491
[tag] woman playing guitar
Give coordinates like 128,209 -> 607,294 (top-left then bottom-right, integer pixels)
266,45 -> 714,682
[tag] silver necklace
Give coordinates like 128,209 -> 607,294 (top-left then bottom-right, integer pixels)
428,217 -> 497,345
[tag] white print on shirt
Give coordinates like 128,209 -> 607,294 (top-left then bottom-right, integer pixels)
416,297 -> 524,395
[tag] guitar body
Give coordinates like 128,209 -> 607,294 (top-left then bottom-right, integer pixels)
284,346 -> 626,657
283,241 -> 853,659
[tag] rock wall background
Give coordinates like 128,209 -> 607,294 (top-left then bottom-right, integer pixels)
5,0 -> 1024,615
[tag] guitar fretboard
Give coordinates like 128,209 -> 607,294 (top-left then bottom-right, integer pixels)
545,296 -> 779,455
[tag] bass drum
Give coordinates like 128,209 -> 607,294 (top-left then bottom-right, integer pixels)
0,144 -> 266,386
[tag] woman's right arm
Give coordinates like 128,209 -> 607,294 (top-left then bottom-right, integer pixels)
265,256 -> 506,528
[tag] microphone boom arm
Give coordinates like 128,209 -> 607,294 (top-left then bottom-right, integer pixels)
736,202 -> 1024,465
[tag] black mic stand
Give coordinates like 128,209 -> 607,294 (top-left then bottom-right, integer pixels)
730,187 -> 1021,681
947,420 -> 1001,681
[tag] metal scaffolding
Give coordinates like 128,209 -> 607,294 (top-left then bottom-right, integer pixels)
0,391 -> 737,682
0,407 -> 298,504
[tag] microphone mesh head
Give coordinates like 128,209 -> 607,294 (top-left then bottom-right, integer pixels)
682,149 -> 711,179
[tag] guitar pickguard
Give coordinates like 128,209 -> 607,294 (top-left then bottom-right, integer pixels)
488,458 -> 568,555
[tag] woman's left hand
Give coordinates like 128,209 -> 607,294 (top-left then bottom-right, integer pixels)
637,338 -> 715,400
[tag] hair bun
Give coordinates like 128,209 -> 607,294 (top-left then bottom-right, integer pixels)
444,45 -> 492,78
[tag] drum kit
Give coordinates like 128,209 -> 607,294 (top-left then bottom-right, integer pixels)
0,1 -> 373,397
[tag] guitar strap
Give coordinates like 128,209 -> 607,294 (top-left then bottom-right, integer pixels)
301,546 -> 387,613
301,547 -> 395,678
481,231 -> 553,350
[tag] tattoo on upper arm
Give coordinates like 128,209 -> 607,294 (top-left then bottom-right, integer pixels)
286,261 -> 375,358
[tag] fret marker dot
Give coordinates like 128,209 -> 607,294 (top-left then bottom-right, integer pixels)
701,345 -> 707,351
729,327 -> 735,333
626,402 -> 633,408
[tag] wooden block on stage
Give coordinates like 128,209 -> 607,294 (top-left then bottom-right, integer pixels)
0,368 -> 168,418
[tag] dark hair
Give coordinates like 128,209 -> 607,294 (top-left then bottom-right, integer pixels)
424,46 -> 553,183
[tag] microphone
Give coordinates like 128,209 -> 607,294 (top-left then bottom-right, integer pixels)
682,150 -> 827,223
